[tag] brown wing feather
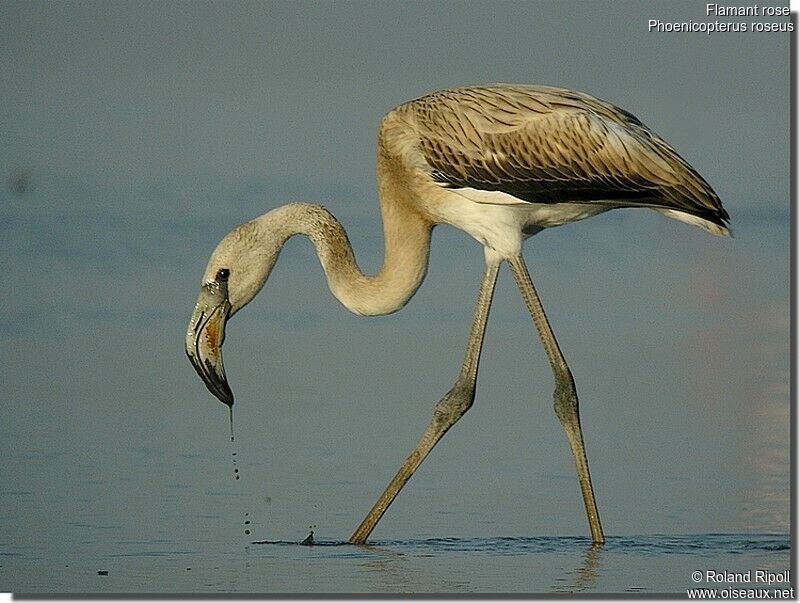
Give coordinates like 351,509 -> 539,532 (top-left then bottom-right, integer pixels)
409,85 -> 729,228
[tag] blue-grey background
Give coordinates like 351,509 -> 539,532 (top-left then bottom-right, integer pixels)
0,0 -> 791,594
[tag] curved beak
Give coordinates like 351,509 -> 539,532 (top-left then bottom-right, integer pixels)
185,278 -> 234,407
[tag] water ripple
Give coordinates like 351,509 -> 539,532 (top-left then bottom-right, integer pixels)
249,533 -> 789,557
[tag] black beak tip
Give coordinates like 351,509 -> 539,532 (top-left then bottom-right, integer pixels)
186,350 -> 235,408
203,377 -> 234,408
218,386 -> 234,408
202,362 -> 234,408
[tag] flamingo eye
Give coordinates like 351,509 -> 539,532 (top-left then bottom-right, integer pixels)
216,268 -> 230,281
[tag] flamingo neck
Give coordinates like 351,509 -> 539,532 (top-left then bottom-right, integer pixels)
259,202 -> 432,316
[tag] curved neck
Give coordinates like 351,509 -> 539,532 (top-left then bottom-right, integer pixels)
259,202 -> 432,316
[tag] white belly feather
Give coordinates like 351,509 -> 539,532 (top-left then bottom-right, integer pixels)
424,185 -> 610,258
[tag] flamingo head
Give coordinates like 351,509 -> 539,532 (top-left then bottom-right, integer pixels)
185,217 -> 281,407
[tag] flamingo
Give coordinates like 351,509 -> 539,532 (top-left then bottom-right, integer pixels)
185,84 -> 729,545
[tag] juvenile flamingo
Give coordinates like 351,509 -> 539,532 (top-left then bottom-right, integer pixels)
186,85 -> 729,545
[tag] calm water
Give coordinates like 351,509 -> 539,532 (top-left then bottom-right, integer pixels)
1,2 -> 791,594
0,531 -> 790,594
0,181 -> 791,594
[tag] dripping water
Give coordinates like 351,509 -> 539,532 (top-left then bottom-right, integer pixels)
226,407 -> 255,541
229,407 -> 240,481
229,408 -> 253,539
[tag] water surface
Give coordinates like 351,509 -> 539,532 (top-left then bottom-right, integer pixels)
1,212 -> 790,594
0,532 -> 790,594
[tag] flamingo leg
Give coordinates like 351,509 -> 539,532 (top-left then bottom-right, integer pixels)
507,255 -> 605,544
349,259 -> 501,544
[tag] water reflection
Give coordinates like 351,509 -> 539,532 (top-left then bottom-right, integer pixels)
738,303 -> 790,532
239,535 -> 789,593
551,542 -> 602,593
683,226 -> 789,534
358,552 -> 413,593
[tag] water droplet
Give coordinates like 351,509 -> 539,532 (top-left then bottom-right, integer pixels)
229,429 -> 240,481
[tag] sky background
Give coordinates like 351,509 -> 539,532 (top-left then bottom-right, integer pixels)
0,0 -> 791,592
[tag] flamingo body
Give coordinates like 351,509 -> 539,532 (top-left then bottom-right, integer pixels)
186,84 -> 729,545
